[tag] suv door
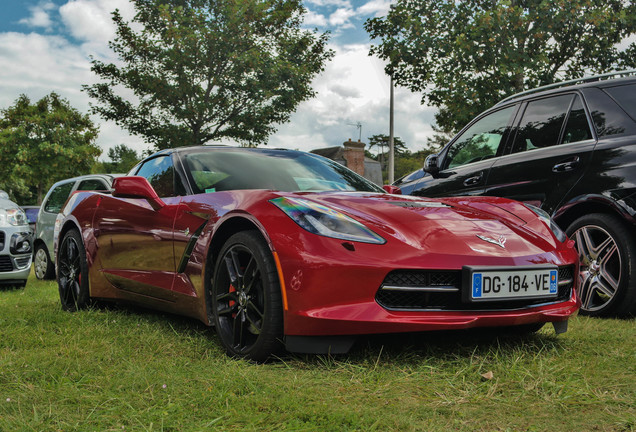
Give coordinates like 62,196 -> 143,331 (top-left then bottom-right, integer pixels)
412,105 -> 518,197
485,93 -> 596,214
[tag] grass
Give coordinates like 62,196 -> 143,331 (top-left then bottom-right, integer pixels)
0,273 -> 634,431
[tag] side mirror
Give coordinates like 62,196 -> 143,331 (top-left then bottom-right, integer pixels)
382,185 -> 402,194
424,154 -> 440,178
112,176 -> 165,210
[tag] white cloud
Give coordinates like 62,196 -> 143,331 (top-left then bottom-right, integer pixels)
59,0 -> 136,55
357,0 -> 392,17
304,9 -> 327,27
269,43 -> 436,153
307,0 -> 352,7
0,30 -> 150,158
329,8 -> 356,27
19,2 -> 56,29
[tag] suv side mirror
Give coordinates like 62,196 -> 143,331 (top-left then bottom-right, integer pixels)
113,176 -> 165,210
424,154 -> 440,178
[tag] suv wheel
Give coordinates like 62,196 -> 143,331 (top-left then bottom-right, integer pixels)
566,213 -> 636,316
34,244 -> 55,280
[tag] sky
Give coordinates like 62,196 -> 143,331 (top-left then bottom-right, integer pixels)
0,0 -> 437,159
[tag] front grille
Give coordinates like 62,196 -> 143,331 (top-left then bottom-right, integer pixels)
376,266 -> 574,311
0,256 -> 13,272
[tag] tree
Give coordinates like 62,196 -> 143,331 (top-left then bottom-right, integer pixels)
394,149 -> 433,180
84,0 -> 333,150
0,93 -> 101,203
367,134 -> 408,157
94,144 -> 141,174
365,0 -> 636,132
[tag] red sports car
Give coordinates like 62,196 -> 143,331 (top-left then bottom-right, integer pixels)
55,146 -> 580,360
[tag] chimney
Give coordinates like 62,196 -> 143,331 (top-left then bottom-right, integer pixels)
343,139 -> 366,176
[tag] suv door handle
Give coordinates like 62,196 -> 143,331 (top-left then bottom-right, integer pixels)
552,156 -> 580,172
463,172 -> 483,186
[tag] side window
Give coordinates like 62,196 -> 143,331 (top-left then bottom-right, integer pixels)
511,94 -> 573,153
43,182 -> 74,213
444,106 -> 515,169
77,179 -> 109,191
135,155 -> 175,198
562,96 -> 593,144
603,83 -> 636,122
583,87 -> 636,137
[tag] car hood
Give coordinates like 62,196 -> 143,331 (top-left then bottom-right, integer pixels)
279,191 -> 559,257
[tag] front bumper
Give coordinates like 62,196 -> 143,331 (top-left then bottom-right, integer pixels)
271,231 -> 580,336
0,228 -> 33,284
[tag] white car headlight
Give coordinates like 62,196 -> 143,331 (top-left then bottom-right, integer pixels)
0,208 -> 28,227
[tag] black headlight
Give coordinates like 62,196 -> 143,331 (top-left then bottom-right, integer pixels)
10,232 -> 32,254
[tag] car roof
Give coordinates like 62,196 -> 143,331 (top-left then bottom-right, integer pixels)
496,72 -> 636,106
49,173 -> 124,188
147,145 -> 304,159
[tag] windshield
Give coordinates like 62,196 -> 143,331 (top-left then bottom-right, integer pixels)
181,149 -> 384,194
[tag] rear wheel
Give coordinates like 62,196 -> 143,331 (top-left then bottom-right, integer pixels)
57,229 -> 90,311
210,231 -> 283,361
34,244 -> 55,280
566,213 -> 636,317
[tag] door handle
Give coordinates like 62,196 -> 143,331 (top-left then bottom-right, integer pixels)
552,156 -> 580,172
463,172 -> 483,186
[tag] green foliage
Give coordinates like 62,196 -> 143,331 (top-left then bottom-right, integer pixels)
1,275 -> 634,430
394,149 -> 432,180
0,93 -> 101,203
367,134 -> 408,156
84,0 -> 333,150
94,144 -> 141,174
365,0 -> 636,131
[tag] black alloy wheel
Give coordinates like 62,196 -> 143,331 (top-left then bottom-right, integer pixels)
57,229 -> 90,311
211,231 -> 283,361
567,213 -> 636,317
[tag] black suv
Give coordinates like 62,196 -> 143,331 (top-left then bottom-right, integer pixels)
400,72 -> 636,317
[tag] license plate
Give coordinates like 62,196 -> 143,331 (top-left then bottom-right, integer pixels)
464,266 -> 558,302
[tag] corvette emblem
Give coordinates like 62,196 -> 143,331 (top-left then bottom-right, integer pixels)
476,234 -> 507,249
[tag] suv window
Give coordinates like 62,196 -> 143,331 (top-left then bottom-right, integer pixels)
604,83 -> 636,122
135,155 -> 176,197
511,94 -> 574,153
77,179 -> 109,191
562,95 -> 593,144
43,182 -> 74,213
583,87 -> 636,137
444,106 -> 515,169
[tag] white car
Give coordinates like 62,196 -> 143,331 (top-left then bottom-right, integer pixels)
0,192 -> 32,288
33,174 -> 122,280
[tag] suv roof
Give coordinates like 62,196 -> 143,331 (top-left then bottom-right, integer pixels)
497,70 -> 636,105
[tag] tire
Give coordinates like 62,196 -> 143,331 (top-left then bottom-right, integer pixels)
566,213 -> 636,317
210,231 -> 283,361
33,243 -> 55,280
57,229 -> 91,312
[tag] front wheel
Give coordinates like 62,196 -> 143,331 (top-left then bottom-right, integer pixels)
566,213 -> 636,317
33,244 -> 55,280
57,229 -> 90,311
210,231 -> 283,361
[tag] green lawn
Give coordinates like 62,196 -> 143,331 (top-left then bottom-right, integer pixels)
0,273 -> 634,431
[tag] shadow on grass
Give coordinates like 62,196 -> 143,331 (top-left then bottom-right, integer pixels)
86,300 -> 567,365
